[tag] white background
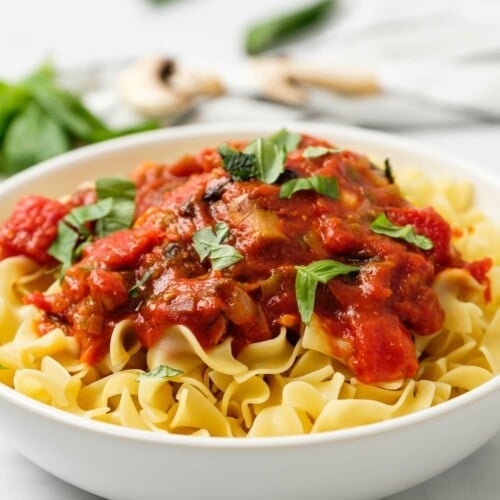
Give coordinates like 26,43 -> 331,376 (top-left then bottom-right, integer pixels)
1,0 -> 500,498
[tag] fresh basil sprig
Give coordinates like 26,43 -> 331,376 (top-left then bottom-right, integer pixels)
48,178 -> 136,276
137,365 -> 183,380
279,175 -> 339,199
192,222 -> 243,271
245,0 -> 336,55
295,259 -> 360,324
370,213 -> 434,250
303,146 -> 343,159
0,64 -> 158,176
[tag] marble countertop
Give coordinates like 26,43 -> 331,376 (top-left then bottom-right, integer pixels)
1,1 -> 499,498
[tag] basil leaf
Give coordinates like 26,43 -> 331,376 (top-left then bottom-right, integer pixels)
129,270 -> 153,298
0,84 -> 29,141
1,102 -> 70,175
49,177 -> 137,276
244,137 -> 286,184
95,178 -> 136,236
64,198 -> 114,236
303,146 -> 343,159
218,144 -> 257,181
370,213 -> 434,251
193,222 -> 243,270
138,365 -> 183,380
279,175 -> 339,199
48,221 -> 80,276
295,259 -> 360,324
269,128 -> 301,153
245,0 -> 336,55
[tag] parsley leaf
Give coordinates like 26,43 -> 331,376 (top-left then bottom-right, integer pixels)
279,175 -> 339,199
295,259 -> 360,324
370,213 -> 434,250
303,146 -> 343,159
192,222 -> 243,270
137,365 -> 183,380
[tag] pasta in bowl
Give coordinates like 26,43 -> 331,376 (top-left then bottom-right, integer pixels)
0,122 -> 499,500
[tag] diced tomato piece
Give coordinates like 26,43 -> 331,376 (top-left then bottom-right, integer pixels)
82,229 -> 159,267
0,195 -> 69,264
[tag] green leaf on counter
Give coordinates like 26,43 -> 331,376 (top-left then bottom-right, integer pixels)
0,63 -> 159,176
1,102 -> 69,175
245,0 -> 336,55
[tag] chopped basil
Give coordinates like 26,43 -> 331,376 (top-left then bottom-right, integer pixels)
129,270 -> 153,298
218,144 -> 257,181
219,131 -> 290,184
48,177 -> 137,276
244,137 -> 286,184
269,128 -> 301,153
384,159 -> 395,184
279,175 -> 339,199
138,365 -> 183,380
302,146 -> 343,159
370,213 -> 434,250
192,222 -> 243,271
295,259 -> 360,324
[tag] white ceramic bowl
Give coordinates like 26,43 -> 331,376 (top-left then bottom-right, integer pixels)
0,123 -> 499,500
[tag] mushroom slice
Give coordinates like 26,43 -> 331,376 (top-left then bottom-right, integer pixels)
118,56 -> 225,119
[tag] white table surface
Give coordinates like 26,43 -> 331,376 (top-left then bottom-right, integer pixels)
1,1 -> 500,498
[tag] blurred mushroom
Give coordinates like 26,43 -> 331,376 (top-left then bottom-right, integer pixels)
118,56 -> 225,120
251,57 -> 380,106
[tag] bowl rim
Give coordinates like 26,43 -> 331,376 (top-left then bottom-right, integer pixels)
1,120 -> 499,449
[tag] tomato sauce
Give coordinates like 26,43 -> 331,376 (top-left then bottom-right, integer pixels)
0,134 -> 489,383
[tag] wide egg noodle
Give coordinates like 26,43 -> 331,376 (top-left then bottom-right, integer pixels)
0,168 -> 500,436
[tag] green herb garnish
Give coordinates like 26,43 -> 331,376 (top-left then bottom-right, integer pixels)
302,146 -> 343,159
138,365 -> 183,380
129,270 -> 153,298
279,175 -> 339,199
370,213 -> 433,250
245,0 -> 336,55
219,136 -> 286,184
295,259 -> 360,324
0,64 -> 158,175
192,222 -> 243,271
269,128 -> 301,153
48,178 -> 136,276
218,144 -> 257,181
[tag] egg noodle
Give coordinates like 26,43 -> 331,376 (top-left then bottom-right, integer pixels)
0,167 -> 499,438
